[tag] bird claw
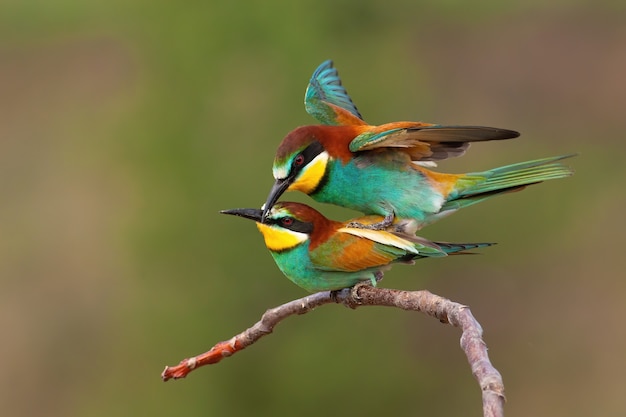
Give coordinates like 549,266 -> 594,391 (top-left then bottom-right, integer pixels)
349,281 -> 376,306
346,211 -> 395,230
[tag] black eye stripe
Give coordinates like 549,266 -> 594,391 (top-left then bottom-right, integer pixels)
293,141 -> 324,171
268,217 -> 313,234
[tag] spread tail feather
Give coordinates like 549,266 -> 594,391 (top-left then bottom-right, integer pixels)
443,154 -> 575,212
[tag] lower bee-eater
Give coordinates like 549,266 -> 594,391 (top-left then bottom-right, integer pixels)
262,60 -> 575,229
222,202 -> 493,292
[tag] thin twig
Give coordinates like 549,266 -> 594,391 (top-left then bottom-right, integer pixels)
161,285 -> 505,417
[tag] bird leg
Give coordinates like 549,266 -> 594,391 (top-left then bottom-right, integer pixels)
346,210 -> 395,230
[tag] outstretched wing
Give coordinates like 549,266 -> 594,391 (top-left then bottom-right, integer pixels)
349,124 -> 520,162
304,60 -> 366,126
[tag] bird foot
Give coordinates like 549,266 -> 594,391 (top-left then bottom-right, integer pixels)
339,282 -> 371,309
346,211 -> 395,230
333,277 -> 383,309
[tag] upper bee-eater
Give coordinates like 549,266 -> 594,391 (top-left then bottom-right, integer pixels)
262,60 -> 574,229
221,202 -> 492,292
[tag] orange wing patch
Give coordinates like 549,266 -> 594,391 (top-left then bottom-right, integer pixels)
332,238 -> 394,271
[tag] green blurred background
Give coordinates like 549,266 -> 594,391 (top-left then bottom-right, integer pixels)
2,1 -> 624,416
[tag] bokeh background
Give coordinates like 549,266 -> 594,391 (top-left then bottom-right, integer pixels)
2,1 -> 624,416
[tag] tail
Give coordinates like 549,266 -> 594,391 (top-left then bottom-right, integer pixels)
442,154 -> 576,212
434,241 -> 496,255
405,241 -> 494,262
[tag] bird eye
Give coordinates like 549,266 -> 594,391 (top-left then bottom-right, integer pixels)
281,217 -> 294,226
294,154 -> 305,167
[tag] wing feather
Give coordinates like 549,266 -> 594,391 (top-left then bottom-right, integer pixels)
304,60 -> 366,126
310,226 -> 448,272
337,227 -> 420,254
350,125 -> 520,162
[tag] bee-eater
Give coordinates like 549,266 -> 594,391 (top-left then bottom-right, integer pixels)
262,60 -> 574,229
221,202 -> 493,292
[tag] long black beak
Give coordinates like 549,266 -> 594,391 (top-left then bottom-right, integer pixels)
262,178 -> 290,221
220,207 -> 263,222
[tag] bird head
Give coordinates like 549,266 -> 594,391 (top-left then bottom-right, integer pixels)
222,202 -> 327,252
262,127 -> 330,221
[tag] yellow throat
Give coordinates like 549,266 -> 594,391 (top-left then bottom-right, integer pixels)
256,222 -> 308,252
288,151 -> 329,194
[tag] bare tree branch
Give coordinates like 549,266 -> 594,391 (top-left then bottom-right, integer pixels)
161,285 -> 505,417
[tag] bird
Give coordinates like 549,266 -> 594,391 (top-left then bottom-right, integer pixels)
262,60 -> 574,229
221,202 -> 493,292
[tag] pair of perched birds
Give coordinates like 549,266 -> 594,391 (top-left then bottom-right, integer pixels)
222,61 -> 574,292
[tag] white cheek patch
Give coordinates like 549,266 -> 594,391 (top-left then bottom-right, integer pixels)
273,166 -> 289,180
